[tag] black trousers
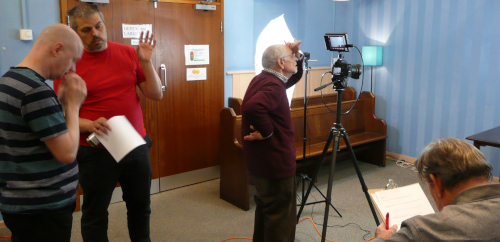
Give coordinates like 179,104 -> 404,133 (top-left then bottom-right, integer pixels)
1,202 -> 75,242
250,175 -> 296,242
77,135 -> 153,242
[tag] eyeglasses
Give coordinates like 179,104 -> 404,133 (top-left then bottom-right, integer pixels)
281,54 -> 297,60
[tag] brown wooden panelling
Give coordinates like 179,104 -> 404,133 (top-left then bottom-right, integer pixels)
155,1 -> 224,177
229,67 -> 337,100
290,86 -> 356,109
218,107 -> 248,210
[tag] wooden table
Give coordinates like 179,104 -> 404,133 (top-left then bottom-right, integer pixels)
466,126 -> 500,181
466,126 -> 500,149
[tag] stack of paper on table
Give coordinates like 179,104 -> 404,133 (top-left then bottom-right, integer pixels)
370,183 -> 435,230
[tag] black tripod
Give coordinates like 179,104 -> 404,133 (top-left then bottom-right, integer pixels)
296,52 -> 341,218
296,80 -> 380,242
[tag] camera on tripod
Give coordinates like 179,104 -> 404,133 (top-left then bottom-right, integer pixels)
324,33 -> 362,88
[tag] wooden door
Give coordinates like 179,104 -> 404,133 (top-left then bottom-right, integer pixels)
60,0 -> 224,192
154,1 -> 224,190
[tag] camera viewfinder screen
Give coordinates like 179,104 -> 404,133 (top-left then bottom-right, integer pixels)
324,33 -> 349,52
329,36 -> 346,51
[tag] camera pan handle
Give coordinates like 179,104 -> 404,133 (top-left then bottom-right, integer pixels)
160,64 -> 167,91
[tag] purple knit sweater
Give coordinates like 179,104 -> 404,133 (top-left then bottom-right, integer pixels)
241,61 -> 303,179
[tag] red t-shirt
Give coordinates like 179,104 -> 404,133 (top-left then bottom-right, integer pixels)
54,41 -> 147,146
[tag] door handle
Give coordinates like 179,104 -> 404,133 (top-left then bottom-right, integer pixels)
160,64 -> 166,91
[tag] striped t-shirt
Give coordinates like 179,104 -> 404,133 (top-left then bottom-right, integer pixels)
0,67 -> 78,214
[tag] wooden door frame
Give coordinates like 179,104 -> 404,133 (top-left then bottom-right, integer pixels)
60,0 -> 221,23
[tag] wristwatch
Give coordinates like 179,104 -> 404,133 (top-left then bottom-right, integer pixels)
296,50 -> 304,60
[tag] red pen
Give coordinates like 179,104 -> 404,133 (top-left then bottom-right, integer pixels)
386,212 -> 390,230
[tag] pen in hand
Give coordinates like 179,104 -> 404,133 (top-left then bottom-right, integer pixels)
386,212 -> 390,230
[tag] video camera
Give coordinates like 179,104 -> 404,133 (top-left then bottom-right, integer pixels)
324,33 -> 361,88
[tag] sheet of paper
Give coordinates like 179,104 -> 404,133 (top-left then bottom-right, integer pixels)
122,24 -> 153,39
185,45 -> 209,65
371,183 -> 435,230
186,67 -> 207,81
95,115 -> 146,162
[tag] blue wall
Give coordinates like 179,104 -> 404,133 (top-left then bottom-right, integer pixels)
224,0 -> 335,105
335,0 -> 500,174
224,0 -> 500,175
0,0 -> 60,75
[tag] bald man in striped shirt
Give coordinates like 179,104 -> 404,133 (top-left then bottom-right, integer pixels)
0,24 -> 86,242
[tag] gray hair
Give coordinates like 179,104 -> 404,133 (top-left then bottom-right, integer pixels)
262,45 -> 287,69
68,4 -> 105,31
415,138 -> 493,189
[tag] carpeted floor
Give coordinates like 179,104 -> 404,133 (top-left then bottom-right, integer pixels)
0,158 -> 436,242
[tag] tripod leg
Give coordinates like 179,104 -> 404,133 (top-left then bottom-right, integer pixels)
321,130 -> 341,242
310,183 -> 342,217
342,130 -> 381,226
296,128 -> 334,223
295,174 -> 304,203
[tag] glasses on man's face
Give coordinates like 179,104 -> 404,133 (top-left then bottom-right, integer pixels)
281,54 -> 297,61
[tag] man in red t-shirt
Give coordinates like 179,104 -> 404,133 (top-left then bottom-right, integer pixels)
54,4 -> 162,242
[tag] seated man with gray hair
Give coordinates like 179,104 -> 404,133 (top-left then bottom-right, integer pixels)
374,138 -> 500,241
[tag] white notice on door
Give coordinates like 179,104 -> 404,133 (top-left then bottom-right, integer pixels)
185,45 -> 209,65
122,24 -> 153,39
186,68 -> 207,81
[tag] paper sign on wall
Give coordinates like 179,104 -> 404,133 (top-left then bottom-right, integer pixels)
186,68 -> 207,81
185,45 -> 209,65
122,24 -> 153,39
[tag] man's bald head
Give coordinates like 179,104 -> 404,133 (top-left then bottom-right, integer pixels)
262,44 -> 289,69
22,24 -> 83,79
35,24 -> 82,52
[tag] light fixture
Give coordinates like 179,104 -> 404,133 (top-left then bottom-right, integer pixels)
362,46 -> 383,93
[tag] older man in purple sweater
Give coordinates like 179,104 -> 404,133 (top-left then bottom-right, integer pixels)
241,41 -> 303,242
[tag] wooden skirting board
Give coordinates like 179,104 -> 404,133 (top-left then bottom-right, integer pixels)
386,151 -> 417,164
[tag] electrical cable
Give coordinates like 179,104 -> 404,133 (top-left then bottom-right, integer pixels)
396,160 -> 418,172
221,194 -> 376,242
219,215 -> 376,242
319,45 -> 365,115
386,156 -> 418,173
308,193 -> 373,241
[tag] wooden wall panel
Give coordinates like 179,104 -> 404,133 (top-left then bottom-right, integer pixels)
228,67 -> 339,100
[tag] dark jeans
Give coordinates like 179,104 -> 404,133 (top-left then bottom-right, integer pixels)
250,175 -> 296,242
1,202 -> 75,242
78,135 -> 153,242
